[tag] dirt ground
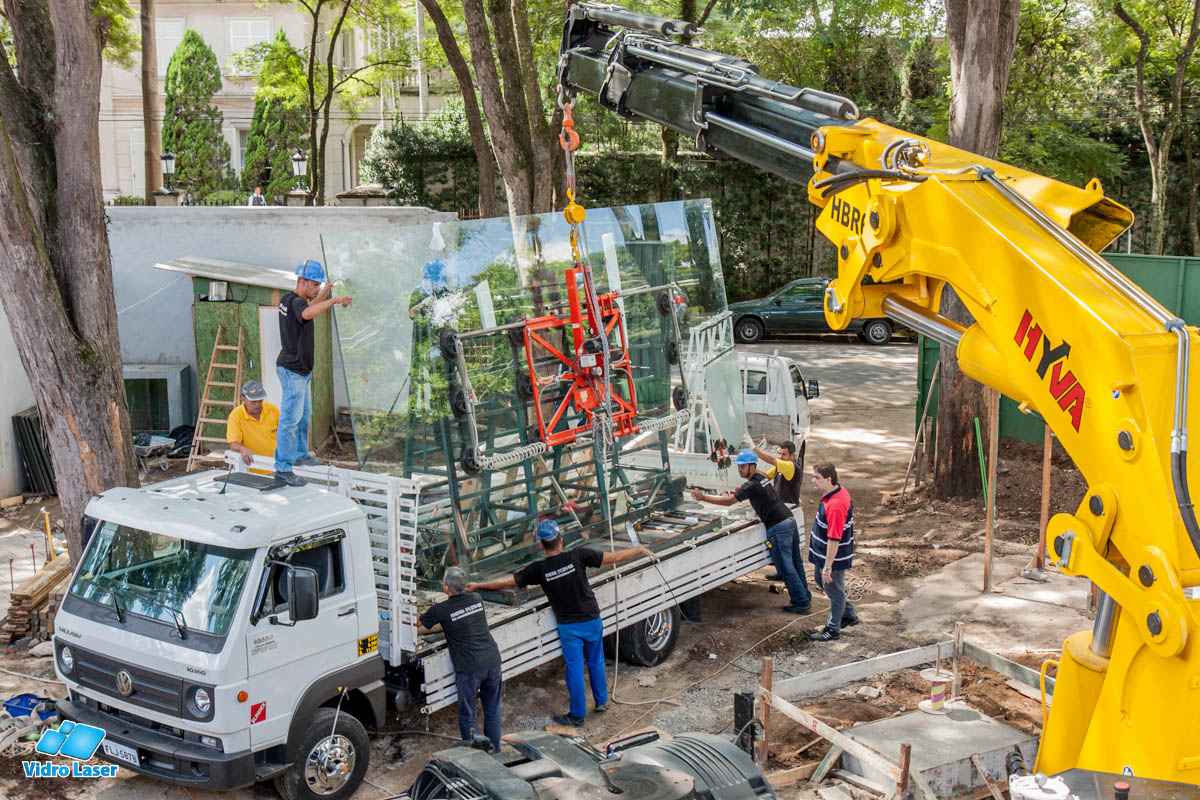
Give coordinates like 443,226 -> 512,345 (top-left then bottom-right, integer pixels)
0,340 -> 1094,799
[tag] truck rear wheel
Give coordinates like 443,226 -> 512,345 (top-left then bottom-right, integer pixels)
275,707 -> 369,800
618,606 -> 681,667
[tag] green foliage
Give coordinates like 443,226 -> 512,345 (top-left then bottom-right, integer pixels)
359,100 -> 483,211
94,0 -> 139,69
241,30 -> 309,199
198,189 -> 244,205
107,194 -> 146,206
162,30 -> 232,198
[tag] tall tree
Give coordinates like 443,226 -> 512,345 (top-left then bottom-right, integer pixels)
417,0 -> 498,217
458,0 -> 560,215
934,0 -> 1020,500
140,0 -> 162,200
162,29 -> 232,197
0,0 -> 140,560
270,0 -> 409,205
1113,0 -> 1200,255
242,29 -> 309,201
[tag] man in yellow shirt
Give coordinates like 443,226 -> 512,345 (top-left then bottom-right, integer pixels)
227,381 -> 280,467
751,438 -> 805,584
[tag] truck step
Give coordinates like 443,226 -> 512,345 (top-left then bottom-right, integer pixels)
254,761 -> 290,781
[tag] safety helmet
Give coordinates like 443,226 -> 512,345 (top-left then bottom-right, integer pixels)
536,519 -> 561,541
296,259 -> 326,283
735,448 -> 757,465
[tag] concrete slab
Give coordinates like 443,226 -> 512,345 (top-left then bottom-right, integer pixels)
898,553 -> 1093,655
840,705 -> 1036,799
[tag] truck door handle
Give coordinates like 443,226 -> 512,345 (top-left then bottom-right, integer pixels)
338,605 -> 356,617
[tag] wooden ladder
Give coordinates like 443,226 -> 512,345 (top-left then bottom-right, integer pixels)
187,325 -> 244,471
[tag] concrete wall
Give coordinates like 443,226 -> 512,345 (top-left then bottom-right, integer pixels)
0,304 -> 37,496
108,205 -> 455,409
0,206 -> 453,493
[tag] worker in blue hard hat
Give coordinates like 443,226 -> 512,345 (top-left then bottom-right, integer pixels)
691,448 -> 812,615
274,259 -> 352,487
466,517 -> 655,728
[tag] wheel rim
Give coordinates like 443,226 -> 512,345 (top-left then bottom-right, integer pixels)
644,610 -> 673,651
739,322 -> 759,340
304,734 -> 356,796
866,323 -> 887,344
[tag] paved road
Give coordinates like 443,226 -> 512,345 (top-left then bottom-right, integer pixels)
738,336 -> 919,508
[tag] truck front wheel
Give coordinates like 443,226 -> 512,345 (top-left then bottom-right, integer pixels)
275,707 -> 370,800
618,606 -> 681,667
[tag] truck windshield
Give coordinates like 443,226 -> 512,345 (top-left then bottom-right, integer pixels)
69,522 -> 253,637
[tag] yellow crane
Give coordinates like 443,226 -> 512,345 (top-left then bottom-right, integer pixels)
558,3 -> 1200,785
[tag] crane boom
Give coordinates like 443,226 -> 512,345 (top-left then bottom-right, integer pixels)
559,4 -> 1200,784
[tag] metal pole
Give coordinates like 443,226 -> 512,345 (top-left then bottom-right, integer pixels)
414,0 -> 427,117
984,390 -> 999,592
1037,426 -> 1052,571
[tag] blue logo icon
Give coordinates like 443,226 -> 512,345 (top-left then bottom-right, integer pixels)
35,721 -> 106,760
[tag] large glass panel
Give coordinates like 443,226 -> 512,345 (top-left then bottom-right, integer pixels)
322,200 -> 740,589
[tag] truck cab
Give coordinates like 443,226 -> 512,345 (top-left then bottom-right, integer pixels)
52,472 -> 385,797
740,350 -> 818,469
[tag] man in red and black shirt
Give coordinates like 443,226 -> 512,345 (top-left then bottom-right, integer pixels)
808,461 -> 859,641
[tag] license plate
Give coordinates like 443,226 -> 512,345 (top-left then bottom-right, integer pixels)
101,739 -> 139,766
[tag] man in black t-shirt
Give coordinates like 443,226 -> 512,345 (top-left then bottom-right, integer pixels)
468,518 -> 655,726
691,448 -> 812,614
419,566 -> 503,750
273,259 -> 352,487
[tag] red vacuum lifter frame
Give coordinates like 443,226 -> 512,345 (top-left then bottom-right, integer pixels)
522,264 -> 639,446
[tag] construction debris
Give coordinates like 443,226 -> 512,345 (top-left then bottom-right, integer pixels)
2,555 -> 71,642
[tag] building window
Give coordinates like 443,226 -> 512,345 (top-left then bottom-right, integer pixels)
228,18 -> 272,62
238,129 -> 249,175
156,18 -> 185,76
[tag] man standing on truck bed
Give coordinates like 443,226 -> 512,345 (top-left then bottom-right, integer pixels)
275,259 -> 351,487
467,519 -> 656,727
419,566 -> 504,751
808,461 -> 859,641
691,449 -> 811,614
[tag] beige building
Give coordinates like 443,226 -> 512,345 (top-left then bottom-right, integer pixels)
100,0 -> 445,201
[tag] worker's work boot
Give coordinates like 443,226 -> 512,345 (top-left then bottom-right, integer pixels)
808,628 -> 839,642
594,703 -> 609,713
294,455 -> 323,467
552,713 -> 585,727
841,616 -> 860,628
275,471 -> 308,487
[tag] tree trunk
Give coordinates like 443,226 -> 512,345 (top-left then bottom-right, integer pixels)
1114,1 -> 1200,256
0,1 -> 139,561
936,0 -> 1020,501
304,1 -> 323,206
461,0 -> 535,215
945,0 -> 1020,157
140,0 -> 162,201
418,0 -> 498,217
1185,112 -> 1200,257
509,0 -> 556,212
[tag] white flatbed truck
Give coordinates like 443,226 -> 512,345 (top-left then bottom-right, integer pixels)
52,455 -> 781,798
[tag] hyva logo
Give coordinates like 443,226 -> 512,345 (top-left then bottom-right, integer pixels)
23,721 -> 121,778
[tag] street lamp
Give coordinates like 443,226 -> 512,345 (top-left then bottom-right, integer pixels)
161,151 -> 176,191
291,150 -> 307,189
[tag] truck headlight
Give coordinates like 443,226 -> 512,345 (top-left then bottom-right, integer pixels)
193,688 -> 211,715
59,646 -> 74,674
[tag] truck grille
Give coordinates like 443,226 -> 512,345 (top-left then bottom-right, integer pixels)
73,645 -> 183,717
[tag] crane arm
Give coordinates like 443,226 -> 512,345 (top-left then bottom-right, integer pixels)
559,4 -> 1200,784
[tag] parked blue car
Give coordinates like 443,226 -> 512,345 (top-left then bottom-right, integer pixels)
728,277 -> 895,345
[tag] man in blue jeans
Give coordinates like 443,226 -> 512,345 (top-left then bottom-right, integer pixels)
691,449 -> 811,614
274,259 -> 351,486
418,567 -> 503,750
468,519 -> 655,726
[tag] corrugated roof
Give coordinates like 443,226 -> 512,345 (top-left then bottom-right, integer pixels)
154,256 -> 296,290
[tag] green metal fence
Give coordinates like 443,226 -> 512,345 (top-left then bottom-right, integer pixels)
917,252 -> 1200,443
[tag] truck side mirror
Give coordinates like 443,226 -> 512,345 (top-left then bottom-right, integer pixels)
807,379 -> 820,399
289,567 -> 320,622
